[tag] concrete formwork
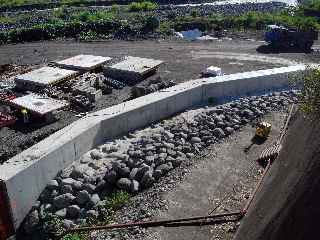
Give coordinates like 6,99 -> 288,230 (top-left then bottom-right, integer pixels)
54,55 -> 112,71
9,94 -> 69,115
104,56 -> 164,83
0,65 -> 305,237
14,67 -> 78,89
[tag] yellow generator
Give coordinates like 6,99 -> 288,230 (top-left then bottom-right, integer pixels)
255,121 -> 271,139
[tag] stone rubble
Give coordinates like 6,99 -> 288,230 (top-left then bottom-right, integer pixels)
23,90 -> 299,235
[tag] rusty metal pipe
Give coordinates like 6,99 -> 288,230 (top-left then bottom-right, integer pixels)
59,211 -> 242,238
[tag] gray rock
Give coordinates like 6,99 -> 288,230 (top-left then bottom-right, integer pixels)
47,180 -> 59,190
156,163 -> 172,174
55,208 -> 67,218
53,193 -> 76,209
118,166 -> 131,177
140,171 -> 155,189
61,178 -> 76,186
70,165 -> 89,179
39,189 -> 53,203
80,153 -> 92,164
190,137 -> 201,143
163,131 -> 174,139
24,210 -> 39,233
67,205 -> 81,219
82,183 -> 96,194
86,210 -> 98,219
129,168 -> 139,180
137,164 -> 150,178
63,219 -> 76,230
153,169 -> 162,180
213,128 -> 225,138
91,194 -> 101,205
76,190 -> 91,206
145,156 -> 155,165
117,178 -> 131,191
61,185 -> 73,194
90,149 -> 104,160
225,127 -> 235,135
72,180 -> 83,191
108,152 -> 128,161
158,153 -> 168,159
130,180 -> 140,193
95,180 -> 107,192
104,170 -> 118,184
186,153 -> 194,158
171,157 -> 183,167
242,109 -> 254,119
31,201 -> 41,211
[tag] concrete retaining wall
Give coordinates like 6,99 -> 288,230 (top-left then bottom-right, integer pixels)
0,65 -> 305,235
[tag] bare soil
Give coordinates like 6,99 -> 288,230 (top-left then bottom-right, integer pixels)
0,38 -> 319,163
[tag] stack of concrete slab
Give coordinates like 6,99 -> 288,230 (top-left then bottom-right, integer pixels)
53,55 -> 112,71
104,56 -> 164,83
9,94 -> 69,116
14,67 -> 78,90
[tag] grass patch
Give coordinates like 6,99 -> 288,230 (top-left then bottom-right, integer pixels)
127,1 -> 158,12
0,16 -> 15,24
105,190 -> 131,211
71,10 -> 115,22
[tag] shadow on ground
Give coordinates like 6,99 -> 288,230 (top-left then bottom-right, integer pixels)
256,44 -> 312,54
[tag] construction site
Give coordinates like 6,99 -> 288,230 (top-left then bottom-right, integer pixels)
1,0 -> 320,240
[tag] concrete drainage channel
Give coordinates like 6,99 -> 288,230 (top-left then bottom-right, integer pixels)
0,64 -> 305,239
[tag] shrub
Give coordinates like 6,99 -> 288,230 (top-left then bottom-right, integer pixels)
128,1 -> 158,12
143,15 -> 160,32
79,30 -> 99,40
294,67 -> 320,114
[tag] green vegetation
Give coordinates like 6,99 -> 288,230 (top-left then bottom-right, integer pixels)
294,67 -> 320,114
0,0 -> 47,7
171,10 -> 319,33
105,190 -> 131,211
1,1 -> 320,44
59,191 -> 131,240
127,1 -> 158,12
62,234 -> 82,240
0,0 -> 90,8
0,16 -> 14,24
71,10 -> 116,22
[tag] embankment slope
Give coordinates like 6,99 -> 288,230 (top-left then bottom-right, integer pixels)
235,110 -> 320,240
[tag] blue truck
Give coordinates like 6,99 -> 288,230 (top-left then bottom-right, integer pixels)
264,25 -> 318,52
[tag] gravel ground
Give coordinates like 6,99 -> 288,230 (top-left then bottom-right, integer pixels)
20,90 -> 297,239
0,39 -> 318,164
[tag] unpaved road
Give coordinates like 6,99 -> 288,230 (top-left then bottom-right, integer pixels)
0,39 -> 318,163
142,111 -> 287,240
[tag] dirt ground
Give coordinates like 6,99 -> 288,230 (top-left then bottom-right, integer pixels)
142,111 -> 288,240
0,38 -> 319,163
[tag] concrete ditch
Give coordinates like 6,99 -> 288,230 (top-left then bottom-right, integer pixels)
0,64 -> 305,238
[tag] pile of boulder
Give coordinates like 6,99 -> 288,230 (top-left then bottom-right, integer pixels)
131,78 -> 176,98
23,90 -> 298,234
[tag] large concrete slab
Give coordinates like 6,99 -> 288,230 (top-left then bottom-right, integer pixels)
9,94 -> 68,115
104,56 -> 164,82
54,54 -> 111,71
14,67 -> 78,88
0,65 -> 305,237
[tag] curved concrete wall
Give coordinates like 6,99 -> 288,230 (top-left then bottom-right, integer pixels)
0,65 -> 305,234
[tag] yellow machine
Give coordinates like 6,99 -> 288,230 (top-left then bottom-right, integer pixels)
255,121 -> 271,139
